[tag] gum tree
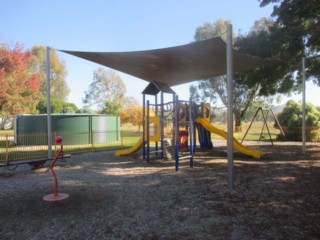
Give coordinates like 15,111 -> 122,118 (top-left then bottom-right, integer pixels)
30,46 -> 70,100
260,0 -> 320,85
191,19 -> 279,131
83,68 -> 127,115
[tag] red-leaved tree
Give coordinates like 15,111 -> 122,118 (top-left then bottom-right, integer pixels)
0,44 -> 42,128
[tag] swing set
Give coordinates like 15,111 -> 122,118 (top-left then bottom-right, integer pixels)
241,107 -> 285,145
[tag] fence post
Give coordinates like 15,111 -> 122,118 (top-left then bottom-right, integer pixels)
91,130 -> 94,152
121,130 -> 123,146
54,131 -> 57,154
5,134 -> 9,162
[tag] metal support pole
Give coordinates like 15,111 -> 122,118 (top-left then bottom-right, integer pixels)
146,100 -> 150,162
241,108 -> 260,143
302,57 -> 306,154
142,94 -> 146,159
5,134 -> 8,163
174,95 -> 179,171
160,92 -> 164,159
46,47 -> 52,158
189,98 -> 194,167
271,109 -> 285,137
259,109 -> 273,145
155,95 -> 158,156
226,24 -> 234,191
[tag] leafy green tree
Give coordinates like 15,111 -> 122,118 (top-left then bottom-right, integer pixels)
244,95 -> 282,122
30,46 -> 70,100
62,102 -> 78,113
83,68 -> 127,115
277,100 -> 320,141
191,19 -> 276,131
235,18 -> 302,96
260,0 -> 320,86
37,97 -> 78,113
76,107 -> 97,114
193,74 -> 261,131
101,100 -> 123,115
194,20 -> 236,42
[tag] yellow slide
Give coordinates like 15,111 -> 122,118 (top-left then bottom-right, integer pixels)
196,118 -> 263,158
115,137 -> 145,157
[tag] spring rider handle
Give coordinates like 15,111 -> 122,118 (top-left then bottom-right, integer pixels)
43,136 -> 69,202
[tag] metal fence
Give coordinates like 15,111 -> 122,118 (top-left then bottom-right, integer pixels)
1,125 -> 319,166
0,131 -> 140,166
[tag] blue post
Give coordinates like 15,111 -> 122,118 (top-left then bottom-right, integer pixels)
189,98 -> 194,168
174,95 -> 179,171
142,94 -> 146,159
146,100 -> 150,163
155,95 -> 158,156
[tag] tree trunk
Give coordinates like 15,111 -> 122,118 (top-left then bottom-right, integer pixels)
234,117 -> 242,133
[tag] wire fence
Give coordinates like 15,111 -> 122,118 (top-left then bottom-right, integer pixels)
0,131 -> 141,166
1,123 -> 319,166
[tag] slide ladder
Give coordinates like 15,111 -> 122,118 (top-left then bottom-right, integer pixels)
163,138 -> 173,160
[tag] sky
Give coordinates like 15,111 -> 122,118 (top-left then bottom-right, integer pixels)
1,0 -> 318,109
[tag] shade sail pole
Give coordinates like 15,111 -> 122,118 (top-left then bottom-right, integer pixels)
46,47 -> 52,158
227,24 -> 234,191
302,57 -> 306,154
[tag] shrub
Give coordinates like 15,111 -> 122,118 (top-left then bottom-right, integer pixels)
277,100 -> 320,141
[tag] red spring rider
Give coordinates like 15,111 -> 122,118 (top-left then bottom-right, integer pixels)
43,136 -> 69,202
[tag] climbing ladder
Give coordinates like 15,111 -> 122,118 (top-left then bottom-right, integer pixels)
163,138 -> 173,160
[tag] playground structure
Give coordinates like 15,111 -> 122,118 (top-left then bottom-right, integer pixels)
61,34 -> 275,188
115,82 -> 264,170
115,82 -> 195,171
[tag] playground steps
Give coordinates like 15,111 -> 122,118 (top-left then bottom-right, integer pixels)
163,138 -> 173,160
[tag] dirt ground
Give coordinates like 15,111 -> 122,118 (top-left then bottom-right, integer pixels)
0,140 -> 319,239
